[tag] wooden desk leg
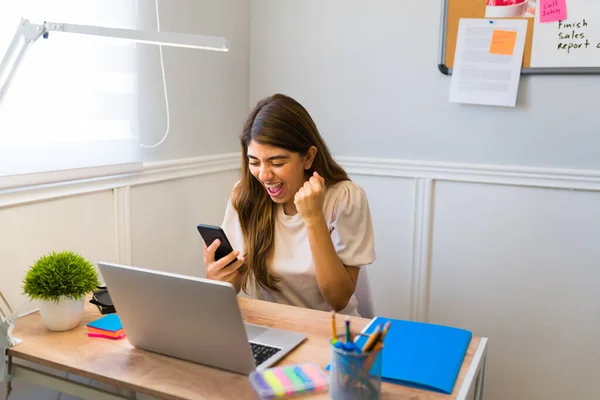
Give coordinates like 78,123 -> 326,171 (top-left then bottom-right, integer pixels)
474,354 -> 486,400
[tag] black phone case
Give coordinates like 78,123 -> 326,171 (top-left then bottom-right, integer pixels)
196,224 -> 234,261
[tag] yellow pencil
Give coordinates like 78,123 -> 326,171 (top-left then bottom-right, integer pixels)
363,340 -> 384,372
372,341 -> 384,352
379,321 -> 392,342
361,324 -> 382,353
331,310 -> 337,343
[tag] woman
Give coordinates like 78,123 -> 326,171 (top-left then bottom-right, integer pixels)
204,93 -> 375,316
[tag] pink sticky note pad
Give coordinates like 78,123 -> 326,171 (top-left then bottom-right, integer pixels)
540,0 -> 567,23
88,332 -> 126,340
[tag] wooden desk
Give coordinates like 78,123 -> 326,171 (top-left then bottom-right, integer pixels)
5,298 -> 487,400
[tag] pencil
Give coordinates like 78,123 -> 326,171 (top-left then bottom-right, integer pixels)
331,310 -> 337,343
345,316 -> 350,344
379,321 -> 391,342
361,324 -> 382,353
363,341 -> 384,372
371,341 -> 384,353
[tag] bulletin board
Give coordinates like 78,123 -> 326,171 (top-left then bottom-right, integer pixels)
438,0 -> 600,74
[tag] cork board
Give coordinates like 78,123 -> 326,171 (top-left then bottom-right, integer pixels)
438,0 -> 600,74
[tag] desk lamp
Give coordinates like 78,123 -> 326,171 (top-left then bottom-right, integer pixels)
0,18 -> 229,106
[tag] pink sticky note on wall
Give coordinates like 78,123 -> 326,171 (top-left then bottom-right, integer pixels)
540,0 -> 567,23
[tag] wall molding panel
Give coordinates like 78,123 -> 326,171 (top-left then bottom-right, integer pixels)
338,156 -> 600,192
339,156 -> 600,325
4,154 -> 600,211
113,186 -> 132,266
0,153 -> 241,209
408,178 -> 434,323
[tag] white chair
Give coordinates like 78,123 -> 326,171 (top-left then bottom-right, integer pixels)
354,269 -> 375,319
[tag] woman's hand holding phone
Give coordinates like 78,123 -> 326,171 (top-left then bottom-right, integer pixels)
203,239 -> 245,287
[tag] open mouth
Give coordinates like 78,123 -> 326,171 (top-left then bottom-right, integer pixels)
265,182 -> 284,197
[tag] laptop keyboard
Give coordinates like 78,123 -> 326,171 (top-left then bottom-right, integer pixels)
249,342 -> 281,366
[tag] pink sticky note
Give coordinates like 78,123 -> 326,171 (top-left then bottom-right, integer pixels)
540,0 -> 567,23
88,332 -> 126,340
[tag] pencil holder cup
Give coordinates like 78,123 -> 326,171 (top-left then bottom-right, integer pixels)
329,333 -> 382,400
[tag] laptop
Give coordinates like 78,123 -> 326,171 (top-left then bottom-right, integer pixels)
97,261 -> 306,375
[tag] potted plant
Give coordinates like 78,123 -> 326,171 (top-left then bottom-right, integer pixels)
22,250 -> 100,331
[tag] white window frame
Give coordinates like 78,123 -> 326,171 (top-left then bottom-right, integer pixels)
0,142 -> 142,191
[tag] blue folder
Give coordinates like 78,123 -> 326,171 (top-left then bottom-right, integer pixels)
353,317 -> 472,394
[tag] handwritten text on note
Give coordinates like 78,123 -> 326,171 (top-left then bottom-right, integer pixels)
540,0 -> 567,23
489,30 -> 518,55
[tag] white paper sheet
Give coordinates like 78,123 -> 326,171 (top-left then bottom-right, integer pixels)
449,18 -> 529,107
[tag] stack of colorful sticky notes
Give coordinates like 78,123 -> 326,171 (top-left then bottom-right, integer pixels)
86,314 -> 126,340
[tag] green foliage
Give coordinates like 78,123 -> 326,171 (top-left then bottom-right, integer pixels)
22,250 -> 100,303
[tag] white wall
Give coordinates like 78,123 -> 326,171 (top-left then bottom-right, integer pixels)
428,180 -> 600,400
137,0 -> 249,162
129,170 -> 241,278
250,1 -> 600,399
250,0 -> 600,170
0,192 -> 117,317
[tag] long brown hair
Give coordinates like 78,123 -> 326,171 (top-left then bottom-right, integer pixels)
233,93 -> 349,293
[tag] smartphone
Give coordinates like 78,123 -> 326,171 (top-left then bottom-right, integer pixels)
196,224 -> 235,262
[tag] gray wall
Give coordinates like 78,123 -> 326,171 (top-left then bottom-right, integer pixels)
137,0 -> 249,162
250,0 -> 600,170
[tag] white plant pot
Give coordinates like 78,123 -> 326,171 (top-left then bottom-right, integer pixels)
38,296 -> 85,332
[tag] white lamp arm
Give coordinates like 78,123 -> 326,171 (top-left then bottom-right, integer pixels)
1,286 -> 21,382
44,21 -> 229,50
0,18 -> 229,107
0,287 -> 16,322
0,19 -> 45,107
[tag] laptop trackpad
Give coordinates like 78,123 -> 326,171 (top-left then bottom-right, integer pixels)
244,323 -> 268,341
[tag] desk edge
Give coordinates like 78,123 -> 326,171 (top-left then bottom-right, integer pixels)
456,337 -> 488,400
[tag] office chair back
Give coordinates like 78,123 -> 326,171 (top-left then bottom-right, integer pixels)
355,269 -> 374,319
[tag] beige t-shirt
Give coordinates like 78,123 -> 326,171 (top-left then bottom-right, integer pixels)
220,180 -> 376,316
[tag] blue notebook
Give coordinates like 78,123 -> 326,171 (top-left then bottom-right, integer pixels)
353,317 -> 472,394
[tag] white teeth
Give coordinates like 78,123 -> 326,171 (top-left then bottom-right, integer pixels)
265,183 -> 282,188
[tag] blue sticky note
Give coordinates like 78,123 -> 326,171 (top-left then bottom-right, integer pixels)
87,314 -> 123,332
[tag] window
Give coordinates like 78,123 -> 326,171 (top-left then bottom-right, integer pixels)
0,0 -> 141,189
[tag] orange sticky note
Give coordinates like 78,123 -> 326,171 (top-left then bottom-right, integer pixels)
489,30 -> 517,55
